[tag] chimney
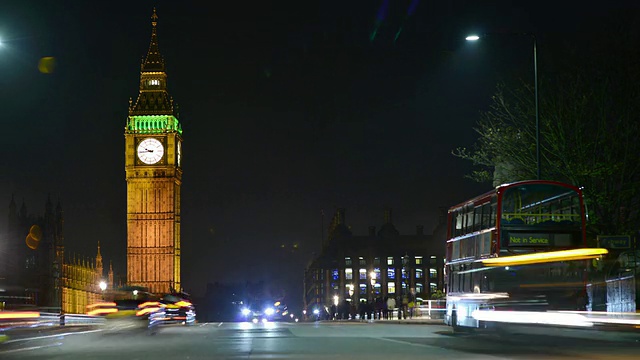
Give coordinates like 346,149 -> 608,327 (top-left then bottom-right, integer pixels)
369,226 -> 376,236
416,225 -> 424,235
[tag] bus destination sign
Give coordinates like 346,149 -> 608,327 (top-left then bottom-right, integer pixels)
508,233 -> 550,246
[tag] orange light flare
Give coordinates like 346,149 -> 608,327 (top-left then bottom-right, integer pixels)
86,308 -> 118,316
174,300 -> 192,307
136,307 -> 162,317
86,302 -> 117,309
86,302 -> 118,316
138,301 -> 161,309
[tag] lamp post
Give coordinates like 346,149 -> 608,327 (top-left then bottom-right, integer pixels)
369,271 -> 376,300
402,254 -> 409,319
466,33 -> 540,180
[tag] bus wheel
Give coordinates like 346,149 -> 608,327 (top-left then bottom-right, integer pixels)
450,308 -> 464,333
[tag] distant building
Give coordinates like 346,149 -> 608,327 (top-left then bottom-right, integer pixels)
2,195 -> 114,313
61,244 -> 115,314
303,207 -> 446,313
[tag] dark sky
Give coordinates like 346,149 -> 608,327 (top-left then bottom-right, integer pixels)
1,1 -> 638,305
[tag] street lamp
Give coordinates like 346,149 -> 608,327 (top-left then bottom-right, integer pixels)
99,280 -> 107,291
466,33 -> 540,180
369,271 -> 376,298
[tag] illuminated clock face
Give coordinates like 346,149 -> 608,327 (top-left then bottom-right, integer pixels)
177,141 -> 182,167
137,138 -> 164,164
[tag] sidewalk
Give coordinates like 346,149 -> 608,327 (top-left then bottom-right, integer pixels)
374,316 -> 444,325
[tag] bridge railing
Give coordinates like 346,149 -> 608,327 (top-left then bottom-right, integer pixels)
0,311 -> 105,332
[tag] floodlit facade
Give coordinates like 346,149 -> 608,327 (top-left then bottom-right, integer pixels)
2,196 -> 113,312
125,9 -> 183,294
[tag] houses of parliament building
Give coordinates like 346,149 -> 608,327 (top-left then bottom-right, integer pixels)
0,8 -> 184,312
0,195 -> 114,313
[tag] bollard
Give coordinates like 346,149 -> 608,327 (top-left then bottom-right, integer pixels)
59,314 -> 65,326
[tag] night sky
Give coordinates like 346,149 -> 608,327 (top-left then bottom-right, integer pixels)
1,1 -> 638,308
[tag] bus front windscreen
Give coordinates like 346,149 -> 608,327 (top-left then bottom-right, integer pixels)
500,183 -> 583,249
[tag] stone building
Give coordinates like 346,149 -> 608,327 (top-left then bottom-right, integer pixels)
1,195 -> 114,313
303,207 -> 447,313
61,244 -> 115,314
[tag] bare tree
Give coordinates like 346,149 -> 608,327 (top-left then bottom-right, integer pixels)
453,19 -> 640,238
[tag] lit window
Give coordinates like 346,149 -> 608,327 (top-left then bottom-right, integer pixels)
359,269 -> 367,280
359,257 -> 366,266
345,268 -> 353,280
416,283 -> 423,294
387,268 -> 395,279
430,268 -> 437,278
415,269 -> 423,279
387,282 -> 396,294
148,79 -> 160,86
374,257 -> 380,266
430,283 -> 437,293
359,283 -> 367,295
415,256 -> 423,265
374,283 -> 381,295
345,257 -> 352,266
332,269 -> 339,281
387,257 -> 394,265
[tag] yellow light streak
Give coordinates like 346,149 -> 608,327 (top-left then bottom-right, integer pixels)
86,302 -> 117,309
481,248 -> 608,267
86,308 -> 118,316
138,301 -> 161,308
0,311 -> 40,319
136,307 -> 162,316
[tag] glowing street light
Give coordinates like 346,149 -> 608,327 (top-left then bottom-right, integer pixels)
466,33 -> 541,180
99,281 -> 107,291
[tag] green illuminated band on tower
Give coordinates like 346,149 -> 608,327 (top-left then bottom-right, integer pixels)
126,115 -> 182,134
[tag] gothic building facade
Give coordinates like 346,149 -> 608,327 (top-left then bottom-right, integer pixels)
303,207 -> 447,313
61,244 -> 115,314
2,196 -> 114,313
125,8 -> 183,294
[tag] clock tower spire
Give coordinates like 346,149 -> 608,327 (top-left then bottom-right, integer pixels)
124,8 -> 183,294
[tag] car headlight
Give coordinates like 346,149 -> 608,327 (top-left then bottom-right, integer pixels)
241,308 -> 251,316
264,307 -> 275,316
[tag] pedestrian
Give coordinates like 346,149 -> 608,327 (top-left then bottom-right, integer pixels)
382,296 -> 389,320
358,300 -> 366,321
386,296 -> 396,320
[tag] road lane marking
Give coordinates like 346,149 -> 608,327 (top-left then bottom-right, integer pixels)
0,342 -> 63,354
3,329 -> 102,344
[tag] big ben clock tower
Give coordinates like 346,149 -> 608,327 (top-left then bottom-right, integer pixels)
125,9 -> 182,294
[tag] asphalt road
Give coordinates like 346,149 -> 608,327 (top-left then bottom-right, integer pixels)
1,320 -> 639,359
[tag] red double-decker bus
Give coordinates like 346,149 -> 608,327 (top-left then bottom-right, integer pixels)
444,180 -> 606,330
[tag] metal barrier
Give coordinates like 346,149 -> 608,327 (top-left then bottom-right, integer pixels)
416,300 -> 446,319
1,311 -> 105,333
